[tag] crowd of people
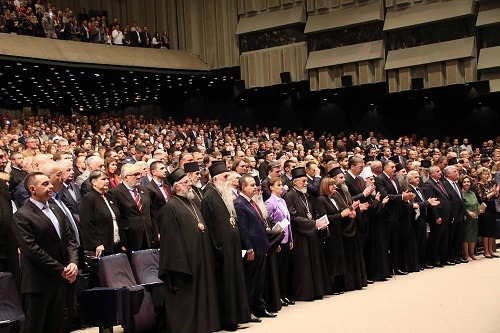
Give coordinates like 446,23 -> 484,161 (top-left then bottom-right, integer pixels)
0,1 -> 171,48
239,28 -> 305,53
0,112 -> 500,332
308,22 -> 383,52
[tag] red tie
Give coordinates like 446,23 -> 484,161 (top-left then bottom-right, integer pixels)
437,181 -> 448,197
132,189 -> 142,211
250,200 -> 264,222
159,183 -> 170,202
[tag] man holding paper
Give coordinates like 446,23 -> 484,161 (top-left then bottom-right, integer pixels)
284,167 -> 331,301
265,176 -> 294,306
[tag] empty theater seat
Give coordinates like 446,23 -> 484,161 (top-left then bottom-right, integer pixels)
130,249 -> 165,307
0,272 -> 24,333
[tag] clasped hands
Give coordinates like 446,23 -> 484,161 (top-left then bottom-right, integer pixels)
62,263 -> 78,283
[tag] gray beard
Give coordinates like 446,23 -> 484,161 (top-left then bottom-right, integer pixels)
340,183 -> 349,194
252,194 -> 269,219
178,187 -> 195,200
295,187 -> 307,194
214,180 -> 237,217
193,180 -> 202,188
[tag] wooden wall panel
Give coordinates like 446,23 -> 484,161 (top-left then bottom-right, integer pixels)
374,59 -> 384,82
310,69 -> 319,91
315,0 -> 328,10
388,70 -> 398,93
445,60 -> 461,85
268,0 -> 281,8
358,61 -> 374,84
343,63 -> 358,85
464,58 -> 477,83
318,67 -> 330,90
306,0 -> 316,12
333,67 -> 342,87
427,63 -> 444,88
399,67 -> 411,91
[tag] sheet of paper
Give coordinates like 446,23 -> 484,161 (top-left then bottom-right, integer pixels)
316,214 -> 329,230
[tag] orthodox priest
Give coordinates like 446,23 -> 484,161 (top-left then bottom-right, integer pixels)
284,167 -> 332,301
158,168 -> 220,333
200,161 -> 251,331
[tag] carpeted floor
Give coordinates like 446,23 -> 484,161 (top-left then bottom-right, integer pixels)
75,256 -> 500,333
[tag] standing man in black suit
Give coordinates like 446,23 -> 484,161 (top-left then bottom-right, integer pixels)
13,172 -> 78,333
345,156 -> 375,202
58,160 -> 82,222
112,164 -> 155,251
145,161 -> 171,240
442,165 -> 467,264
423,165 -> 453,267
375,160 -> 415,275
235,174 -> 273,321
9,151 -> 26,192
280,159 -> 296,194
407,170 -> 440,269
305,161 -> 321,199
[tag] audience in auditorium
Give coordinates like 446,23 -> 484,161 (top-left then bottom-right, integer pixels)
0,111 -> 499,332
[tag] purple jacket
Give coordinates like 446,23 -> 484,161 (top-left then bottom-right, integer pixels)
265,194 -> 293,244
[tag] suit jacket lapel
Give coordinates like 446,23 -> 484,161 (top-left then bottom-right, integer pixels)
29,201 -> 62,240
119,184 -> 139,207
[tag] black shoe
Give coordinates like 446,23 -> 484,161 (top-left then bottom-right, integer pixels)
249,314 -> 262,323
423,264 -> 434,269
367,279 -> 374,284
255,310 -> 277,318
454,259 -> 461,264
280,298 -> 288,307
459,258 -> 469,263
433,262 -> 444,268
394,269 -> 408,275
284,297 -> 295,305
222,324 -> 239,331
444,261 -> 456,266
374,277 -> 388,282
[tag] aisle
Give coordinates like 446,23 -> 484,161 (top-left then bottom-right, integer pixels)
76,257 -> 500,333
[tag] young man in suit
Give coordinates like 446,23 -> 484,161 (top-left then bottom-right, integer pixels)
13,172 -> 78,333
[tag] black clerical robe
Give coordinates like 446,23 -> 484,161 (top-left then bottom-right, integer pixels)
200,184 -> 250,327
284,188 -> 331,300
158,194 -> 220,333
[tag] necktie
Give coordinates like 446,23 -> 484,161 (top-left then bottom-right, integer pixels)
355,177 -> 363,190
415,187 -> 424,201
67,184 -> 77,201
54,198 -> 80,246
159,183 -> 170,202
390,177 -> 399,194
42,204 -> 61,238
250,200 -> 264,222
436,180 -> 448,197
453,182 -> 461,198
132,189 -> 142,211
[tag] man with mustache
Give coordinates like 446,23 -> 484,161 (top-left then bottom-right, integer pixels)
183,161 -> 204,208
158,168 -> 219,333
200,161 -> 251,331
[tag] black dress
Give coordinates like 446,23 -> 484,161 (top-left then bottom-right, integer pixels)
476,181 -> 498,238
363,196 -> 391,280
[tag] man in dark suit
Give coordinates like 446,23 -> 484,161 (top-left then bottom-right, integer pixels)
79,20 -> 90,42
112,164 -> 155,251
280,159 -> 296,194
442,165 -> 467,264
375,160 -> 415,275
145,161 -> 171,241
407,170 -> 439,269
9,151 -> 26,193
58,160 -> 82,222
235,174 -> 273,321
423,165 -> 453,267
140,25 -> 151,47
305,161 -> 321,199
345,156 -> 375,202
129,26 -> 142,47
13,172 -> 78,333
261,161 -> 281,202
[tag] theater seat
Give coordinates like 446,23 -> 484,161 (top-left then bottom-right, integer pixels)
130,249 -> 165,307
0,272 -> 24,333
98,253 -> 156,333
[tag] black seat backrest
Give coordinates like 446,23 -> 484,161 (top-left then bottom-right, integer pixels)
0,272 -> 25,325
98,253 -> 137,288
130,249 -> 162,285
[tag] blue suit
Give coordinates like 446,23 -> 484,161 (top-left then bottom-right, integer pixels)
234,195 -> 269,315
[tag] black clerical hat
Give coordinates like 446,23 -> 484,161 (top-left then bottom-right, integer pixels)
291,167 -> 307,180
209,161 -> 227,177
448,157 -> 458,165
389,155 -> 400,164
167,168 -> 187,185
420,160 -> 431,168
395,163 -> 405,172
328,167 -> 343,178
253,176 -> 261,187
183,162 -> 199,173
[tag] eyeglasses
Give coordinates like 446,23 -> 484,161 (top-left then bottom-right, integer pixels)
126,172 -> 141,177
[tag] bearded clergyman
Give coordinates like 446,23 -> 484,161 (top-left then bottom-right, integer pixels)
200,160 -> 251,331
158,168 -> 219,333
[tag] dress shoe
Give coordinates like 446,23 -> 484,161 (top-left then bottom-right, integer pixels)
454,259 -> 461,265
422,264 -> 434,269
433,262 -> 444,268
374,277 -> 387,282
249,314 -> 261,323
284,298 -> 295,305
491,253 -> 499,258
367,279 -> 374,284
394,269 -> 408,275
444,261 -> 456,266
280,299 -> 288,307
459,258 -> 469,263
255,310 -> 277,318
